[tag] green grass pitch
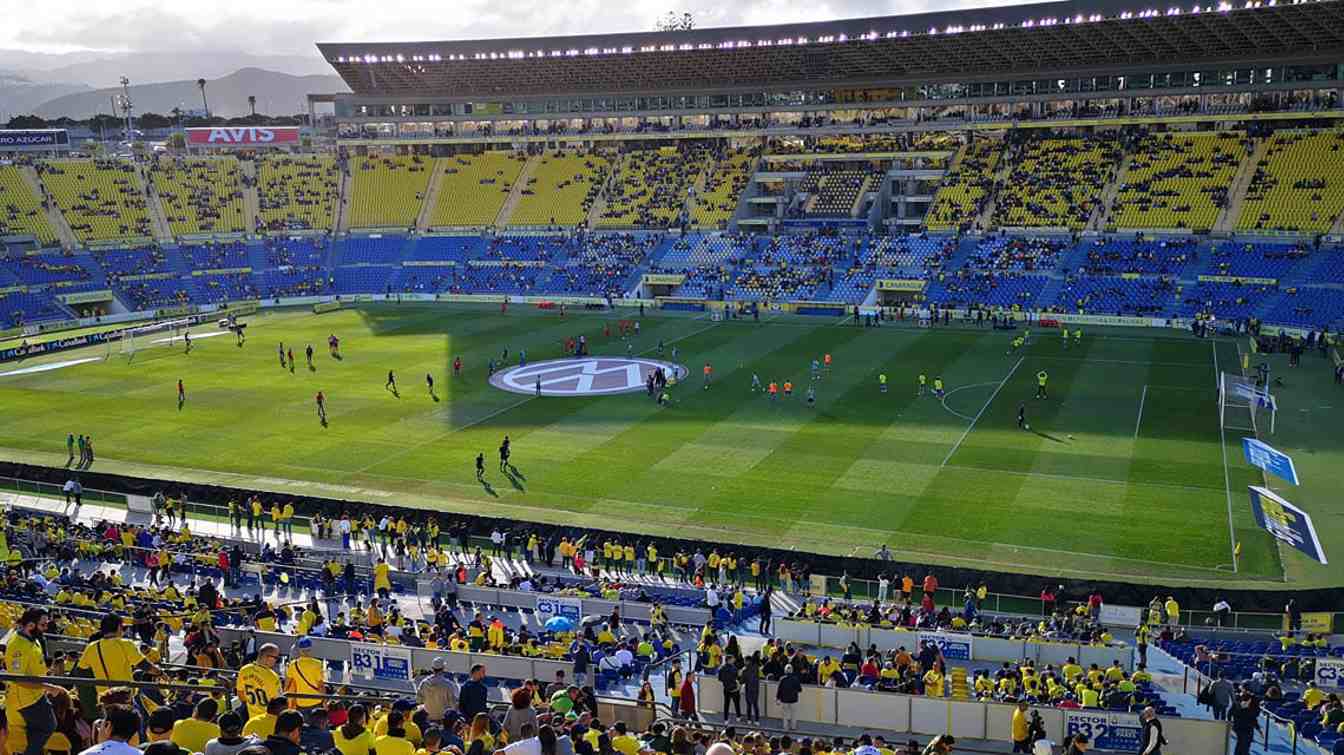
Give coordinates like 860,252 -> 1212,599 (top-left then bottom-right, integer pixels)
1,303 -> 1339,588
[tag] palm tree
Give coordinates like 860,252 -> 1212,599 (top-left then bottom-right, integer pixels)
196,78 -> 209,117
247,95 -> 257,118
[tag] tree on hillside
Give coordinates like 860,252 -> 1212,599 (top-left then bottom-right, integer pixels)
196,78 -> 210,117
4,115 -> 47,129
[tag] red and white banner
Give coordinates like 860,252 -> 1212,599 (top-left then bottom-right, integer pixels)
186,127 -> 300,147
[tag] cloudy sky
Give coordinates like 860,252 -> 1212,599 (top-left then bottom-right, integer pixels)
0,0 -> 1024,58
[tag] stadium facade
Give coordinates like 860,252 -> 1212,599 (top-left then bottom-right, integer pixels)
315,0 -> 1344,139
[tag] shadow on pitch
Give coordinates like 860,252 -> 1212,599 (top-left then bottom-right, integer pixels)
1033,429 -> 1067,444
480,479 -> 498,497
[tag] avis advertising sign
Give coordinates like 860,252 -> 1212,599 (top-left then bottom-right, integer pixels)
186,127 -> 300,147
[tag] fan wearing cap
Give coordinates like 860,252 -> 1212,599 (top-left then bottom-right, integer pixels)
416,658 -> 459,724
285,637 -> 327,718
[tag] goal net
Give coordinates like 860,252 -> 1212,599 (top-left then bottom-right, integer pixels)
106,318 -> 194,359
1219,371 -> 1277,435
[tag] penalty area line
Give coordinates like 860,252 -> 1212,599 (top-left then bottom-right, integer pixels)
1134,384 -> 1147,439
941,356 -> 1023,468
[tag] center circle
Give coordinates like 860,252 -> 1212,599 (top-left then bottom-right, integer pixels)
489,357 -> 689,397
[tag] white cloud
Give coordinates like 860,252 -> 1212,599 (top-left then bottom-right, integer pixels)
0,0 -> 1035,57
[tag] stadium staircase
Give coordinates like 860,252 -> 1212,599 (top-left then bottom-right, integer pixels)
415,158 -> 449,232
239,159 -> 260,234
334,168 -> 353,232
1091,154 -> 1134,231
17,166 -> 79,249
1327,206 -> 1344,237
972,163 -> 1008,233
1035,274 -> 1070,310
245,242 -> 269,271
494,153 -> 541,226
1213,138 -> 1270,233
140,168 -> 175,242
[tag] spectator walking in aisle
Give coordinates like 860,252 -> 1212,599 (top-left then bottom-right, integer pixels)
777,664 -> 802,731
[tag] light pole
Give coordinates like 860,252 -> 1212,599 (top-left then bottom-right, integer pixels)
116,76 -> 134,146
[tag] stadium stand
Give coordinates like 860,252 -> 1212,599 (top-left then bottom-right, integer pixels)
347,154 -> 434,228
1110,132 -> 1248,231
508,151 -> 611,226
795,167 -> 880,218
148,156 -> 247,235
256,155 -> 340,232
0,289 -> 67,328
925,137 -> 1001,231
1075,237 -> 1201,277
429,152 -> 527,228
36,159 -> 154,241
597,148 -> 702,228
0,165 -> 57,244
1238,128 -> 1344,233
688,147 -> 756,229
993,135 -> 1122,229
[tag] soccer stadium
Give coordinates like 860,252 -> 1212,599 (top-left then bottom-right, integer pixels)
0,3 -> 1343,755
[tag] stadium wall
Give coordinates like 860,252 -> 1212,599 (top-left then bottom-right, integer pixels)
4,459 -> 1341,612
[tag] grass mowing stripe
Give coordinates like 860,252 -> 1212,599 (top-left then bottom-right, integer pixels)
941,356 -> 1022,467
1213,338 -> 1239,572
1135,384 -> 1147,439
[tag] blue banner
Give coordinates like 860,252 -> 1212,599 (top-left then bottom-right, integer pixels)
1248,486 -> 1328,564
1242,438 -> 1300,485
917,630 -> 972,661
1065,711 -> 1143,752
0,129 -> 69,149
349,641 -> 412,682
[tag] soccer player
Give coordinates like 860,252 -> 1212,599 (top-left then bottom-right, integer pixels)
183,330 -> 192,354
453,356 -> 462,377
1062,325 -> 1070,349
658,339 -> 665,356
783,379 -> 793,398
535,376 -> 542,396
1023,327 -> 1031,345
879,373 -> 888,393
703,362 -> 712,390
499,435 -> 511,472
427,372 -> 436,398
66,433 -> 74,466
287,348 -> 295,373
918,373 -> 927,396
824,353 -> 832,374
177,379 -> 185,409
1073,329 -> 1082,347
519,349 -> 527,367
767,381 -> 778,401
811,359 -> 820,381
475,452 -> 485,481
1036,370 -> 1049,399
278,342 -> 286,367
934,376 -> 945,399
1017,402 -> 1027,430
806,384 -> 816,407
671,345 -> 679,361
751,373 -> 762,393
487,359 -> 496,377
315,391 -> 327,424
306,344 -> 314,369
328,334 -> 339,357
386,370 -> 397,392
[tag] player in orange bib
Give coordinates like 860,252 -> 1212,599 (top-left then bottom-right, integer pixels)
823,353 -> 832,374
702,362 -> 713,390
767,382 -> 779,401
783,380 -> 793,397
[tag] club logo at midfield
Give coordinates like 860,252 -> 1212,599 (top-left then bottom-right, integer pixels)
490,358 -> 687,397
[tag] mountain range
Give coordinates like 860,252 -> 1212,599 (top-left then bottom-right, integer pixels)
0,49 -> 347,121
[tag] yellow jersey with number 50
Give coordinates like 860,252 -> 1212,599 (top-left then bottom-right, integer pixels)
236,662 -> 281,717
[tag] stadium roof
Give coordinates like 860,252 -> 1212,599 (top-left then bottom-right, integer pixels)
319,0 -> 1344,99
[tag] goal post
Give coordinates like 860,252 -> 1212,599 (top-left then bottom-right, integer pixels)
1219,371 -> 1277,435
105,318 -> 195,360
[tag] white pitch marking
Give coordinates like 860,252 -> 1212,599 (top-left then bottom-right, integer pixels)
0,356 -> 102,377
